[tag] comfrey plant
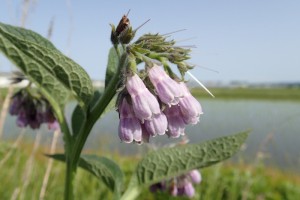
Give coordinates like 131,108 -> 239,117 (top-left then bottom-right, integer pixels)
0,14 -> 248,200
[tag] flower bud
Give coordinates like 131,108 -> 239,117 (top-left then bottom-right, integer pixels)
111,14 -> 135,44
178,82 -> 203,124
118,98 -> 142,143
126,74 -> 160,122
144,113 -> 167,136
148,64 -> 183,106
110,24 -> 119,45
183,182 -> 195,197
164,105 -> 185,138
188,170 -> 202,184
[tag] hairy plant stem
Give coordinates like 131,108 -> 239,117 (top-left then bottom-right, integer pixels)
61,118 -> 74,200
71,52 -> 127,169
63,48 -> 126,200
60,114 -> 74,200
64,158 -> 76,200
120,175 -> 140,200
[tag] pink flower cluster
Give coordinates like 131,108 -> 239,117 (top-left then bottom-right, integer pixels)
150,169 -> 202,198
9,90 -> 59,130
118,64 -> 203,143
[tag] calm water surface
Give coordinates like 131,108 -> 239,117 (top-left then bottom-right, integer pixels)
3,99 -> 300,171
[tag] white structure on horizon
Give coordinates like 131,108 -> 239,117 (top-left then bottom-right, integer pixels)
0,72 -> 104,88
0,72 -> 28,88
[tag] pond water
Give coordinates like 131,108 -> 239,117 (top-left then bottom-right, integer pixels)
2,99 -> 300,172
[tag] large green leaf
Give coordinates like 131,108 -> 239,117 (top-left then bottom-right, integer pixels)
0,22 -> 93,108
105,47 -> 122,88
121,131 -> 249,200
48,154 -> 124,199
0,35 -> 70,107
136,131 -> 249,186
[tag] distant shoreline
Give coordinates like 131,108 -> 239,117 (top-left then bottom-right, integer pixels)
191,87 -> 300,101
1,87 -> 300,102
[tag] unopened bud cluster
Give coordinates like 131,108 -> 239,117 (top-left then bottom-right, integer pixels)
150,169 -> 202,197
9,89 -> 59,130
111,15 -> 203,143
110,14 -> 136,45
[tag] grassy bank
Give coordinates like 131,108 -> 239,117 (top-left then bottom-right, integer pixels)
1,87 -> 300,105
0,141 -> 299,200
191,87 -> 300,101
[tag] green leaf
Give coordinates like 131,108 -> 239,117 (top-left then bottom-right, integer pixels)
136,131 -> 249,186
121,131 -> 249,200
101,95 -> 117,117
79,155 -> 124,197
71,105 -> 86,137
48,154 -> 124,199
0,34 -> 70,107
105,47 -> 121,88
0,22 -> 93,108
72,90 -> 103,137
88,90 -> 102,109
89,90 -> 116,120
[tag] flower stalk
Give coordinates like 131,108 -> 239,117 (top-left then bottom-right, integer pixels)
71,52 -> 127,166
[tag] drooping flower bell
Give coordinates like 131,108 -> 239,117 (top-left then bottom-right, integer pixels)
125,73 -> 161,122
148,64 -> 183,107
163,105 -> 186,138
118,98 -> 142,143
144,112 -> 168,136
178,82 -> 203,125
117,60 -> 204,142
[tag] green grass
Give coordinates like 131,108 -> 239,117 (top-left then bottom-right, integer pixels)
191,87 -> 300,101
0,141 -> 300,200
1,87 -> 300,105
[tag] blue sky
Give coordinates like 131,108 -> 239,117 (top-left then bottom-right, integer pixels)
1,0 -> 299,83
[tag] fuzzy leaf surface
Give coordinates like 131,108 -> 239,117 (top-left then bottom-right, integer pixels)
72,90 -> 102,137
71,105 -> 86,137
105,47 -> 122,88
135,131 -> 249,186
0,22 -> 93,108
